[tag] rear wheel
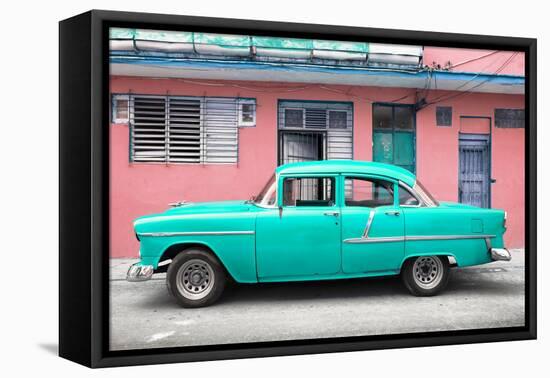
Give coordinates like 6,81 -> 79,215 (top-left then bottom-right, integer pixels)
402,255 -> 450,296
167,249 -> 227,308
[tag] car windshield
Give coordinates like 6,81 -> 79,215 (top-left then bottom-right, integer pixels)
253,174 -> 277,207
413,180 -> 439,207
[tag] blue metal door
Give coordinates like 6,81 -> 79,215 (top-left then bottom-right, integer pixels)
459,134 -> 490,208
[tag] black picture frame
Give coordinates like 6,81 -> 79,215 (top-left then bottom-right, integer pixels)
59,9 -> 537,368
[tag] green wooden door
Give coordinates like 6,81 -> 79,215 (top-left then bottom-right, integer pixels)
373,104 -> 416,173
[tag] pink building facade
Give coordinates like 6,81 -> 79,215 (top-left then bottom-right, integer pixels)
109,45 -> 525,258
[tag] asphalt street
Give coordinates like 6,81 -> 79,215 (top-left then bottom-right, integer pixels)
109,249 -> 525,351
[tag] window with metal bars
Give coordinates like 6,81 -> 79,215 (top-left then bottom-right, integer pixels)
278,101 -> 353,165
495,108 -> 524,129
129,95 -> 253,163
436,106 -> 452,127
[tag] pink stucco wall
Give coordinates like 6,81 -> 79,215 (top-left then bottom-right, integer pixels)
110,76 -> 525,258
415,91 -> 524,249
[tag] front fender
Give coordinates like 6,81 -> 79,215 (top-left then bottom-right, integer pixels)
134,210 -> 258,283
139,235 -> 258,283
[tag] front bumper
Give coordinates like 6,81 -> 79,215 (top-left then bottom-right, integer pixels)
127,263 -> 154,282
491,248 -> 512,261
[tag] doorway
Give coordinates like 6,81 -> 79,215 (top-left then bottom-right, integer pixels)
459,133 -> 491,208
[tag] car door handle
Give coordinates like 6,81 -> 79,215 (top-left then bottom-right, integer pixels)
323,211 -> 340,217
384,210 -> 400,216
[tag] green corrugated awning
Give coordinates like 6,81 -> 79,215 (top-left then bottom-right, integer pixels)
252,36 -> 312,50
109,28 -> 369,53
194,33 -> 249,47
109,27 -> 135,39
313,39 -> 368,53
135,29 -> 193,43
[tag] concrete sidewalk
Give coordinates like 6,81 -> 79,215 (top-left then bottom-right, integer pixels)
109,249 -> 525,351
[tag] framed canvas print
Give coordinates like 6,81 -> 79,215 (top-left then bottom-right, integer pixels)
59,10 -> 537,368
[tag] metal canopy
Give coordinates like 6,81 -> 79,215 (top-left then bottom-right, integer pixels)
110,59 -> 524,95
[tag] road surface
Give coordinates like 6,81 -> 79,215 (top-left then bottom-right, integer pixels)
109,249 -> 525,351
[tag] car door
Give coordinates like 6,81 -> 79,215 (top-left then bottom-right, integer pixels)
341,176 -> 405,274
255,175 -> 341,279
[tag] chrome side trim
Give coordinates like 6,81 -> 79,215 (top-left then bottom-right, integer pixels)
138,231 -> 255,237
345,236 -> 405,244
405,234 -> 496,241
362,210 -> 376,238
344,234 -> 496,244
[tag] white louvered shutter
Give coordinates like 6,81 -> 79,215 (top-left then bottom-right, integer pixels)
168,97 -> 202,163
203,98 -> 239,163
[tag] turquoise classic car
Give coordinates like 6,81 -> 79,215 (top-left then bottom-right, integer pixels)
127,160 -> 511,307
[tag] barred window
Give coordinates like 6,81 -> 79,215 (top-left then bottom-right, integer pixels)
328,110 -> 348,129
278,101 -> 353,162
284,109 -> 304,128
436,106 -> 452,127
129,95 -> 255,163
495,108 -> 524,129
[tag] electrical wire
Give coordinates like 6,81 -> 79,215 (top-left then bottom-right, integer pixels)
423,52 -> 519,107
447,50 -> 500,69
123,75 -> 433,106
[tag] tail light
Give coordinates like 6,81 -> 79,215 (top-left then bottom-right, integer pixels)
503,211 -> 507,228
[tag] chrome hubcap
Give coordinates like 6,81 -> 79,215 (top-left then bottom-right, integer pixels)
413,256 -> 443,289
176,259 -> 215,300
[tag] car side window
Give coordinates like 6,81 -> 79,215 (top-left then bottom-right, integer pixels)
399,185 -> 421,206
344,177 -> 394,207
283,177 -> 335,207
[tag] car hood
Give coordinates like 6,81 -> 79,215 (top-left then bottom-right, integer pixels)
164,200 -> 252,214
134,200 -> 252,225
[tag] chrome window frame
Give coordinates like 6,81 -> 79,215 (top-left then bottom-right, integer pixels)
398,180 -> 439,208
398,181 -> 424,208
253,173 -> 278,209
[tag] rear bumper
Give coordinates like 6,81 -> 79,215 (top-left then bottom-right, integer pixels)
126,263 -> 154,282
491,248 -> 512,261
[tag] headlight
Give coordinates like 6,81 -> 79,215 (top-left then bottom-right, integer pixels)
503,211 -> 507,228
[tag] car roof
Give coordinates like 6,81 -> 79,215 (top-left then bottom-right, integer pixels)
275,160 -> 417,187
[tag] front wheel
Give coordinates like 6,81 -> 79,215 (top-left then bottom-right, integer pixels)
167,249 -> 227,308
402,255 -> 450,296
